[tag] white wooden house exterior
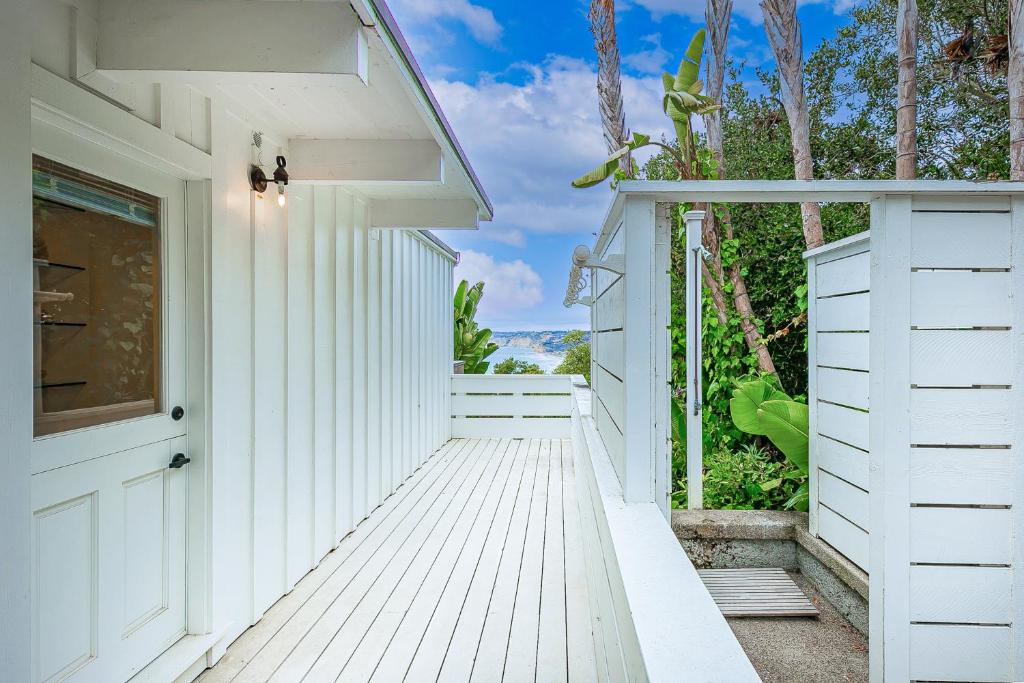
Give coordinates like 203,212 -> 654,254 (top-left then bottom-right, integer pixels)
0,3 -> 757,682
2,1 -> 481,680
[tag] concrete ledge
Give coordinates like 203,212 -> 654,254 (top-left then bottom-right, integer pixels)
672,509 -> 805,541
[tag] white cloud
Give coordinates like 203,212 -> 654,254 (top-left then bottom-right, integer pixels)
623,33 -> 672,74
390,0 -> 503,45
430,55 -> 673,241
455,250 -> 544,319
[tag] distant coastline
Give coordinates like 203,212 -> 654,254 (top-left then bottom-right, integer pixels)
486,330 -> 590,374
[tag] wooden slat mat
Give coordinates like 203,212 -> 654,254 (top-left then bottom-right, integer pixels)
697,568 -> 819,618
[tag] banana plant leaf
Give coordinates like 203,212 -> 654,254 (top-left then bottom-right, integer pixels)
729,379 -> 789,436
674,29 -> 706,92
758,400 -> 810,474
571,146 -> 631,188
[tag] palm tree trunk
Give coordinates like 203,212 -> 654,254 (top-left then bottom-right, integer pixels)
1011,0 -> 1024,179
705,0 -> 778,376
761,0 -> 825,249
589,0 -> 630,174
896,0 -> 918,179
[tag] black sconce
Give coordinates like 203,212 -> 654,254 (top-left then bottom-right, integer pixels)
248,155 -> 289,207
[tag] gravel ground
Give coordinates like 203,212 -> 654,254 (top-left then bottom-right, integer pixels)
725,571 -> 868,683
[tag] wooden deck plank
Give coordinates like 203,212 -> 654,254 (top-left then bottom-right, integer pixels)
499,438 -> 551,682
230,439 -> 483,681
328,439 -> 520,681
441,439 -> 541,683
369,439 -> 531,682
562,439 -> 599,683
536,438 -> 568,681
200,438 -> 597,683
271,438 -> 498,680
196,439 -> 465,683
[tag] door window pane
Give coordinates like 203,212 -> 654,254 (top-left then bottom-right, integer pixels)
32,156 -> 162,437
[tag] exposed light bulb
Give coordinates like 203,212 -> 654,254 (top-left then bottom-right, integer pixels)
277,184 -> 286,208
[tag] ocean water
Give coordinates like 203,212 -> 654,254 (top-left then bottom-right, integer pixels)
486,345 -> 564,374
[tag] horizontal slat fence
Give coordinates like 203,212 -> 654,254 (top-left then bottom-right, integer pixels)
450,375 -> 572,438
891,197 -> 1018,682
805,232 -> 871,572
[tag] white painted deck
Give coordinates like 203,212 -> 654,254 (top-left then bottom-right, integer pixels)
198,437 -> 596,682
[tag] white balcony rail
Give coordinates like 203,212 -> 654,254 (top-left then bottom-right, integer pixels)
450,374 -> 573,438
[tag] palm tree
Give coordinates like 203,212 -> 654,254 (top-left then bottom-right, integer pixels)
705,0 -> 777,375
897,0 -> 918,179
589,0 -> 630,175
1010,0 -> 1024,179
761,0 -> 825,249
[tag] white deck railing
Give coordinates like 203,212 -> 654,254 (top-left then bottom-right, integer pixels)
450,374 -> 572,438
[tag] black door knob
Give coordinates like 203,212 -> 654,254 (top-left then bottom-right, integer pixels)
169,453 -> 191,469
171,406 -> 184,421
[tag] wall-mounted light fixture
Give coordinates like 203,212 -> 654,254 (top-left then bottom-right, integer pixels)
272,156 -> 288,207
248,156 -> 289,208
248,131 -> 288,208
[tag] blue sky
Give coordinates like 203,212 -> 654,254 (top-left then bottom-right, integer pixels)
389,0 -> 857,331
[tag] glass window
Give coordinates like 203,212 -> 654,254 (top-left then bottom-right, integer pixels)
32,156 -> 162,437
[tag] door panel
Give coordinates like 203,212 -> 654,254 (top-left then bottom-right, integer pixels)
32,440 -> 187,683
30,126 -> 190,683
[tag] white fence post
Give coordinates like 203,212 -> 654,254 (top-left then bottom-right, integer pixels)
684,210 -> 705,510
622,196 -> 657,504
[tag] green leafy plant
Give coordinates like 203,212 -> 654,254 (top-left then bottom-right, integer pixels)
493,358 -> 544,375
729,376 -> 810,510
572,29 -> 721,188
552,330 -> 591,383
673,444 -> 804,510
453,280 -> 498,374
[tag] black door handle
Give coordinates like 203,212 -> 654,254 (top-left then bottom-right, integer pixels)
171,406 -> 184,421
169,452 -> 191,469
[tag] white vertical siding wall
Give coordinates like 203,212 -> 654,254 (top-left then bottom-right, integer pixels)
804,232 -> 871,572
249,184 -> 455,621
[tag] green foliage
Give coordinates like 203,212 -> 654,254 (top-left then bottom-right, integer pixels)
493,358 -> 544,375
729,376 -> 810,510
552,330 -> 591,384
453,280 -> 498,374
673,444 -> 805,510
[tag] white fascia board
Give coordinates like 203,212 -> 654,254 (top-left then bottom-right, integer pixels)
288,139 -> 443,184
353,0 -> 493,221
369,199 -> 479,230
90,0 -> 367,86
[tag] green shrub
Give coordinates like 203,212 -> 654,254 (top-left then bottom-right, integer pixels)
672,444 -> 804,510
493,358 -> 544,375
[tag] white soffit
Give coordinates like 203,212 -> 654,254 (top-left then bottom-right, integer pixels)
81,0 -> 491,224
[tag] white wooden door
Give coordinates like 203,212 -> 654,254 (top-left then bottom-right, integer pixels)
29,128 -> 190,683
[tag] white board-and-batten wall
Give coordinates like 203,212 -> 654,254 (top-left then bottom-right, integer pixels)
17,9 -> 458,674
809,196 -> 1024,682
249,185 -> 455,620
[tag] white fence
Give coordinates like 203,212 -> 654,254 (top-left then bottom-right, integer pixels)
807,196 -> 1023,682
450,374 -> 572,438
805,232 -> 871,571
589,198 -> 672,513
